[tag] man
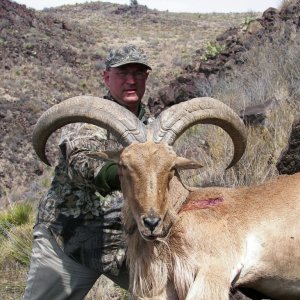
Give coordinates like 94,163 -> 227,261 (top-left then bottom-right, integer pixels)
24,44 -> 151,300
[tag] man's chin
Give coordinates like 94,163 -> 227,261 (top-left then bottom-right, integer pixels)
123,96 -> 140,103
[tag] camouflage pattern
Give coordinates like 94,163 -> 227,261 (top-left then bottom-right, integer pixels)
105,44 -> 152,70
36,96 -> 149,275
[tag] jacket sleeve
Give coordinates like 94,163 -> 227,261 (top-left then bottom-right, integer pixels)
59,123 -> 120,194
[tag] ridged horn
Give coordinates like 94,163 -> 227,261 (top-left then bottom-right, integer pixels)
149,97 -> 247,169
32,96 -> 147,165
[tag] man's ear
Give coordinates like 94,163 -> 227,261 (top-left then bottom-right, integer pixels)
103,70 -> 110,88
174,156 -> 204,170
86,150 -> 122,163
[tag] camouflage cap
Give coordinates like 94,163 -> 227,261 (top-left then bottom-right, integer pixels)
105,44 -> 152,70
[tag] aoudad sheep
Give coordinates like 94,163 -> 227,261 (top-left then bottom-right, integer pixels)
33,96 -> 300,300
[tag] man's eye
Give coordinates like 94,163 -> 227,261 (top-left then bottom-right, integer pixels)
118,72 -> 127,77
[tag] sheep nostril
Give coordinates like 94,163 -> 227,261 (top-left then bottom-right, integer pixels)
143,216 -> 161,232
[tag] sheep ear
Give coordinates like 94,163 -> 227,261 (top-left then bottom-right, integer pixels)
174,156 -> 204,170
86,150 -> 122,163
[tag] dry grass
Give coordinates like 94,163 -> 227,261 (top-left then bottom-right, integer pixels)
0,266 -> 28,300
279,0 -> 296,9
176,29 -> 300,189
85,276 -> 129,300
0,204 -> 35,300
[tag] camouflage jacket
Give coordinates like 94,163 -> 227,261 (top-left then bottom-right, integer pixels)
36,96 -> 149,275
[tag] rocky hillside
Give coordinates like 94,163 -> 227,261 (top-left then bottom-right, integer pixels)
148,0 -> 300,115
2,0 -> 300,207
0,0 -> 96,204
0,0 -> 254,206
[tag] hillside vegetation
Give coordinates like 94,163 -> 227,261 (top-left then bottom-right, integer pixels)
1,0 -> 300,299
0,0 -> 252,206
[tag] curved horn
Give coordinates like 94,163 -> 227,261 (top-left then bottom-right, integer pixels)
149,97 -> 247,169
33,96 -> 147,165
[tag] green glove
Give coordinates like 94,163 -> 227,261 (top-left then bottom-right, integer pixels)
95,162 -> 121,195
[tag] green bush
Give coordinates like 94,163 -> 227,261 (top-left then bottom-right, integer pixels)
0,203 -> 34,267
0,203 -> 33,235
240,16 -> 257,31
22,42 -> 34,50
201,42 -> 225,61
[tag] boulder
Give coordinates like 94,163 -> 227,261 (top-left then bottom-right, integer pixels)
148,74 -> 212,116
239,98 -> 278,126
276,117 -> 300,174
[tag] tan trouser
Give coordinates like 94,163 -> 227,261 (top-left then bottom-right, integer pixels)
23,224 -> 129,300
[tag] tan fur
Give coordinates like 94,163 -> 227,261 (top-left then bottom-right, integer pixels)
101,141 -> 300,299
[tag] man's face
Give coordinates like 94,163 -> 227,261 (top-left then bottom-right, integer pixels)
104,63 -> 149,113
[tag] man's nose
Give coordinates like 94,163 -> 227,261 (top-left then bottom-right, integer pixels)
125,73 -> 136,83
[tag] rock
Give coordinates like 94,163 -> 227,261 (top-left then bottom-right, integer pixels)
276,117 -> 300,175
148,74 -> 212,116
216,27 -> 239,42
239,98 -> 278,126
280,1 -> 300,21
244,20 -> 263,34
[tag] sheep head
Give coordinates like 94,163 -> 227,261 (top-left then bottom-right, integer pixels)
32,96 -> 247,241
94,141 -> 203,240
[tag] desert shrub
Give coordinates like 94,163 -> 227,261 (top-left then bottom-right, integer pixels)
201,41 -> 225,61
183,31 -> 300,188
0,203 -> 34,267
0,203 -> 34,235
175,29 -> 300,189
0,224 -> 33,266
213,31 -> 300,111
22,42 -> 34,50
0,210 -> 32,298
171,55 -> 186,68
175,99 -> 294,189
279,0 -> 298,10
240,16 -> 257,31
